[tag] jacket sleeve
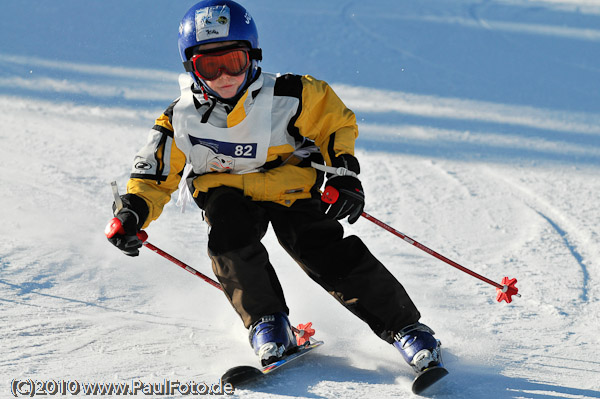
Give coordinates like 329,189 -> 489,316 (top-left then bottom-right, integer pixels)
126,104 -> 187,229
295,75 -> 359,167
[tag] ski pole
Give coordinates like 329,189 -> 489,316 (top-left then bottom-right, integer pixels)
107,181 -> 222,290
108,182 -> 314,338
320,183 -> 520,303
134,231 -> 311,336
137,230 -> 223,290
123,229 -> 311,335
359,211 -> 520,303
133,232 -> 310,335
104,217 -> 223,290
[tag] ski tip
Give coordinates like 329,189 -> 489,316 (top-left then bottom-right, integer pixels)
412,366 -> 449,395
221,365 -> 262,387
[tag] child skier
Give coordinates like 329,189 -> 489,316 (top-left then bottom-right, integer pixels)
106,0 -> 444,378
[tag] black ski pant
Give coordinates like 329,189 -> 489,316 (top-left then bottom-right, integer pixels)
203,187 -> 421,344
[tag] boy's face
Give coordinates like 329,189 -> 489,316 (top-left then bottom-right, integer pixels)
197,41 -> 248,99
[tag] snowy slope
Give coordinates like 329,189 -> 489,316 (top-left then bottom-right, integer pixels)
1,1 -> 600,398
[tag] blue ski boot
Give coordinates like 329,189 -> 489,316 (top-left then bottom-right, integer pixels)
393,323 -> 443,373
249,312 -> 297,366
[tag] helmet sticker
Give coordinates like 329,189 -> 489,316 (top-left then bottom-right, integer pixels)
195,5 -> 231,42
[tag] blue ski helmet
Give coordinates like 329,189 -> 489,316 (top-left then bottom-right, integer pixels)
178,0 -> 262,89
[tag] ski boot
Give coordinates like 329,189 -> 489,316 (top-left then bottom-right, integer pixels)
393,322 -> 448,394
393,322 -> 443,372
249,312 -> 297,366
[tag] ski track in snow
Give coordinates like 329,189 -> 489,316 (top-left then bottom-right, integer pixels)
426,161 -> 600,396
2,0 -> 600,398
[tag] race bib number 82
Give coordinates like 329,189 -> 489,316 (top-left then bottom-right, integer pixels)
189,137 -> 258,158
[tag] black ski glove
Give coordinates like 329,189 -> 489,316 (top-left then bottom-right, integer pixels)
106,209 -> 143,256
320,153 -> 364,224
105,194 -> 148,257
321,175 -> 365,224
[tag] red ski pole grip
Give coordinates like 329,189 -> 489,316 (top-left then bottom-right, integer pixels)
137,230 -> 148,242
104,217 -> 125,238
321,186 -> 340,204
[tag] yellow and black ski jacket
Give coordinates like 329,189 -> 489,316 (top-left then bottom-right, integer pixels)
126,70 -> 358,229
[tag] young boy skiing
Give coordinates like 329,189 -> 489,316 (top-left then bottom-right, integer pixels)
106,0 -> 444,381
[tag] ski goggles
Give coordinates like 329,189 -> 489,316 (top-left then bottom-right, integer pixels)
188,47 -> 251,81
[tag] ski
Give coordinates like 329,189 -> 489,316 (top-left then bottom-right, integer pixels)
222,317 -> 448,394
411,365 -> 449,395
221,340 -> 324,387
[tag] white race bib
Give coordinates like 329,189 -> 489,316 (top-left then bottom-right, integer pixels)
173,73 -> 274,175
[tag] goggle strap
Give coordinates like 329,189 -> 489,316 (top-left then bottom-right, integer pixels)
249,48 -> 262,61
183,59 -> 195,73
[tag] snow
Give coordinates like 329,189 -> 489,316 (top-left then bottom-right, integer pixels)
1,0 -> 599,398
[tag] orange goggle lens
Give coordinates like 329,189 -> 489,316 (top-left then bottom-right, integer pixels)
191,48 -> 250,81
